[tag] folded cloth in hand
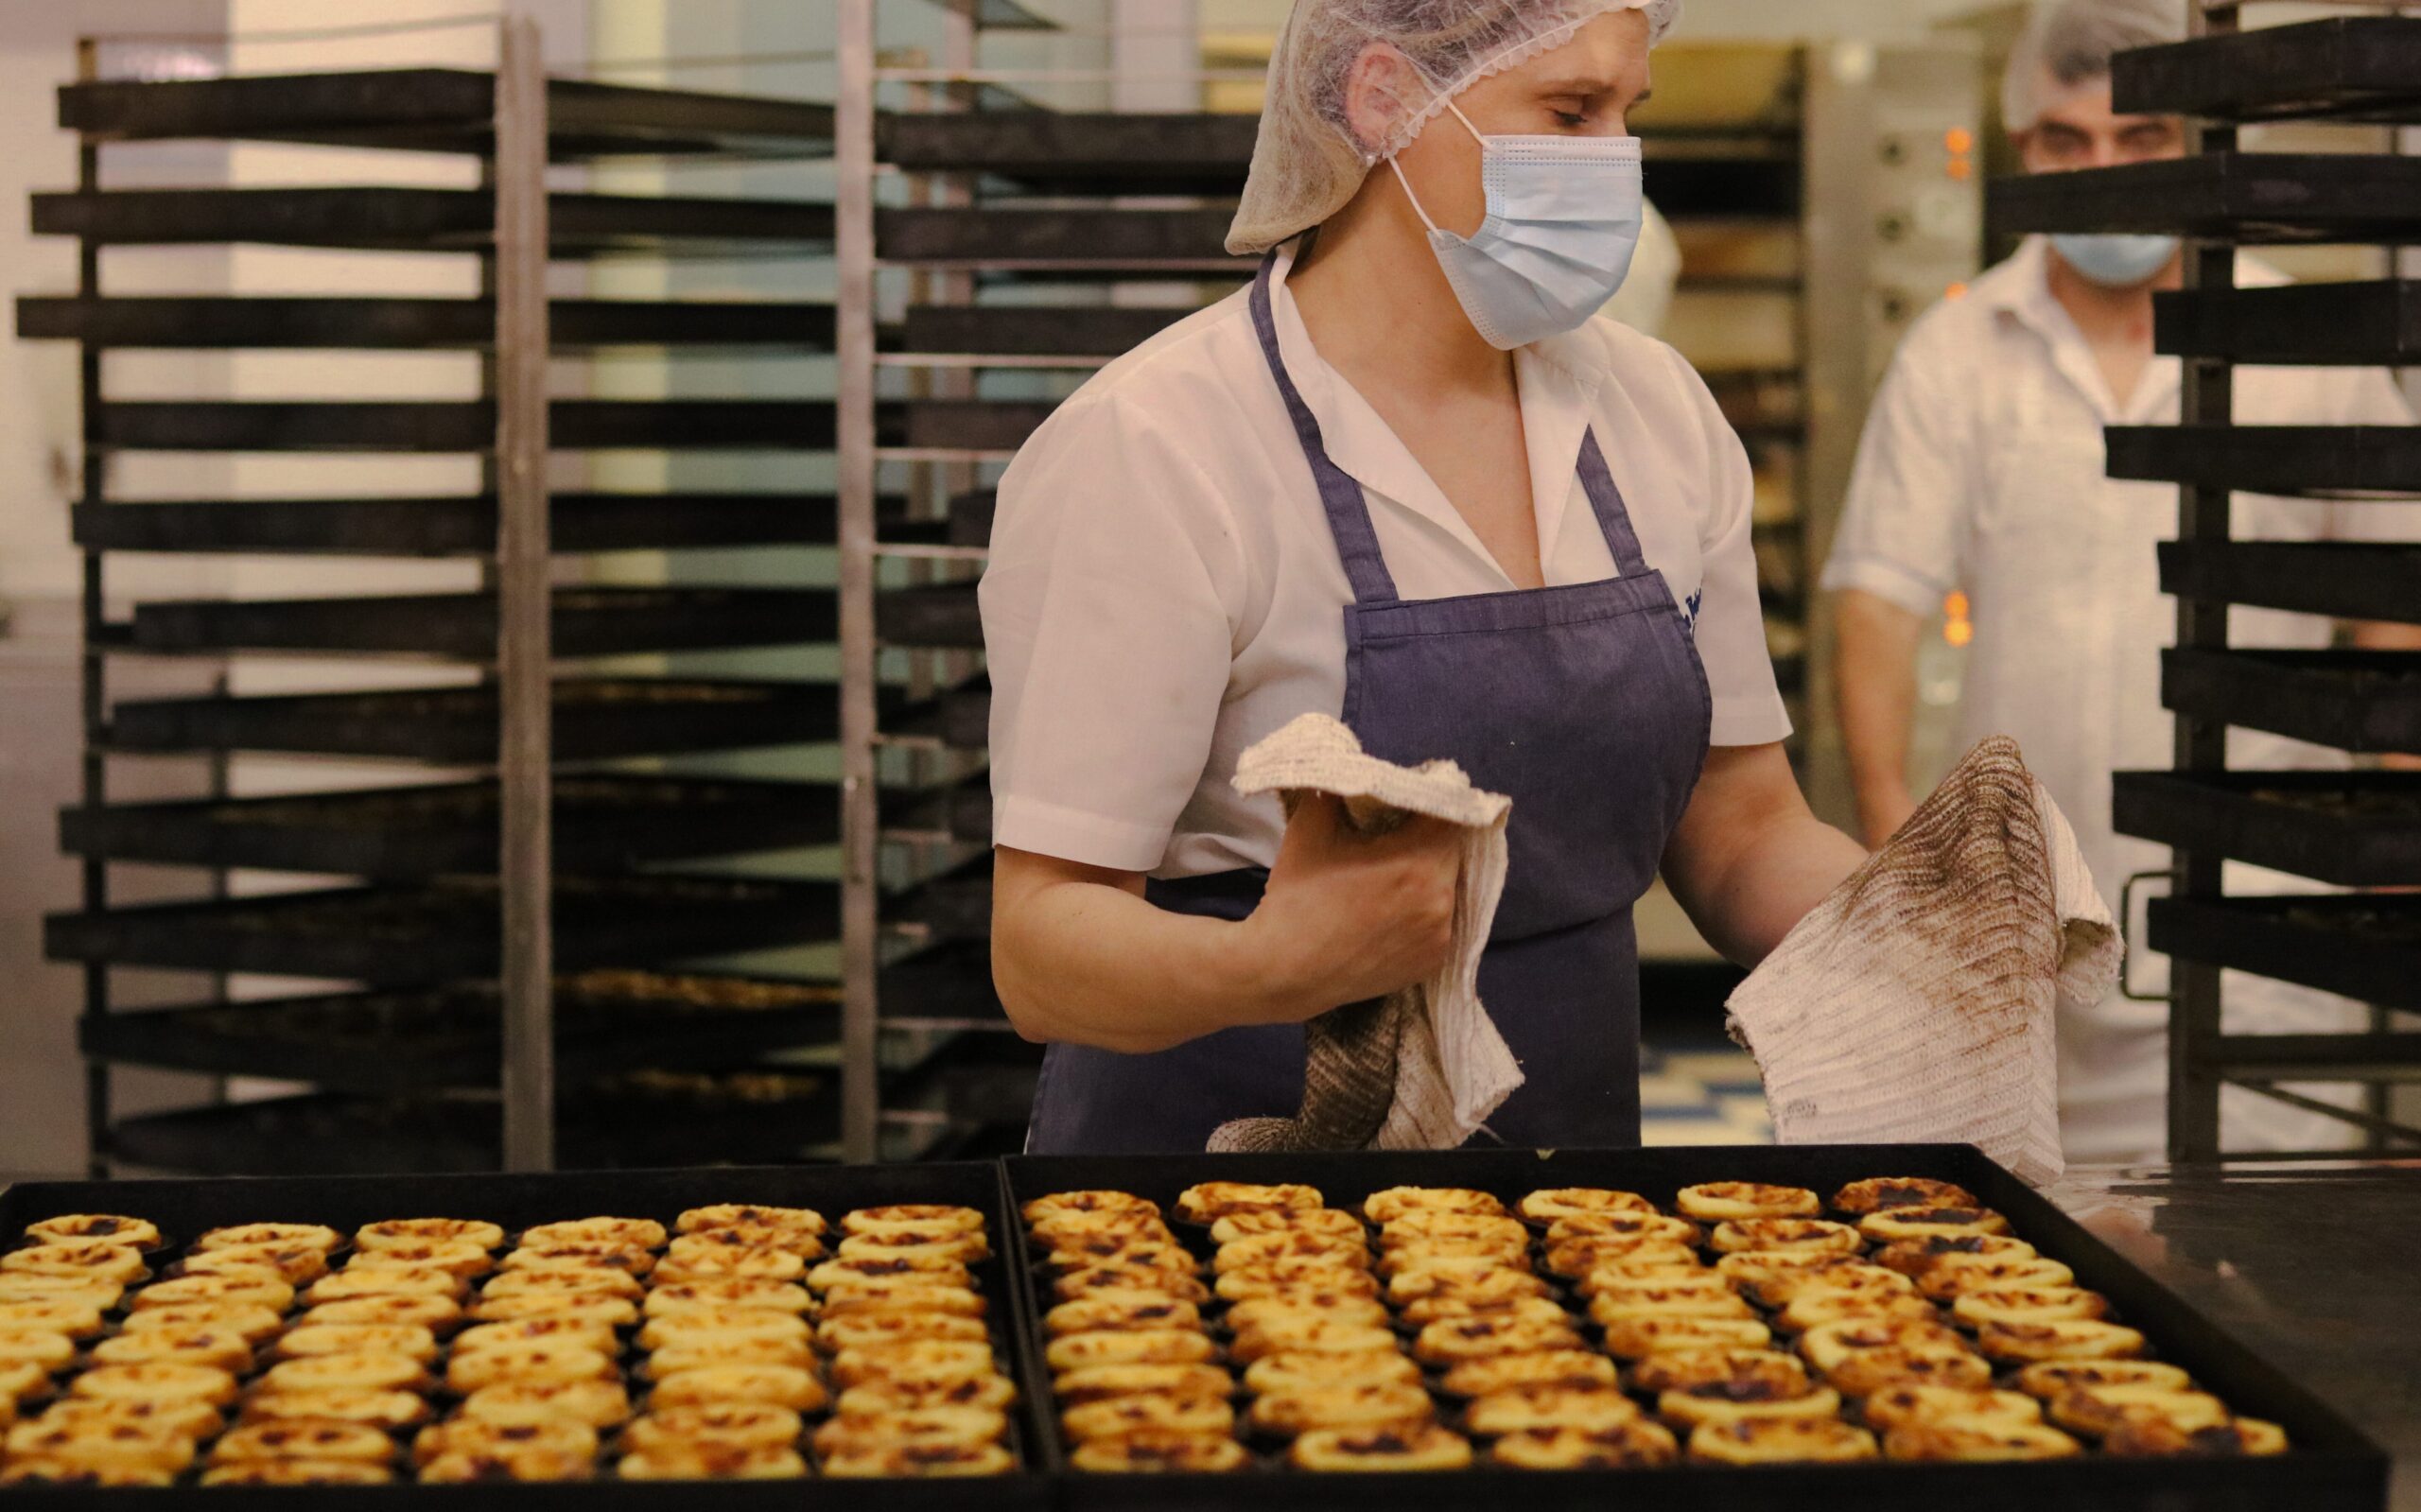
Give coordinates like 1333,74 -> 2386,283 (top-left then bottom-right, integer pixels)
1724,737 -> 2120,1187
1207,714 -> 1519,1153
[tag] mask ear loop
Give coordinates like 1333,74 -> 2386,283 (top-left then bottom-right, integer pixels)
1385,94 -> 1487,237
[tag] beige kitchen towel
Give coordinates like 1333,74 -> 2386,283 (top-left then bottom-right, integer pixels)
1724,737 -> 2120,1187
1208,713 -> 1520,1152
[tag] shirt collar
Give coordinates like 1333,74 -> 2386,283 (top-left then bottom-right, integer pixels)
1265,242 -> 1603,588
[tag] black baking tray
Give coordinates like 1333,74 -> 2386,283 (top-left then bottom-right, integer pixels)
60,775 -> 834,878
903,400 -> 1058,455
899,305 -> 1191,361
884,774 -> 991,845
78,969 -> 838,1095
44,874 -> 839,983
880,112 -> 1256,196
32,186 -> 835,255
2112,16 -> 2421,125
0,1162 -> 1052,1508
888,679 -> 991,752
72,493 -> 860,557
878,942 -> 1010,1030
2152,282 -> 2421,367
886,859 -> 996,944
123,586 -> 834,658
949,490 -> 997,547
57,68 -> 837,160
2157,540 -> 2421,627
878,582 -> 984,650
2149,894 -> 2421,1011
1002,1146 -> 2384,1512
2113,770 -> 2421,887
107,677 -> 843,761
94,399 -> 861,454
2106,426 -> 2421,497
1985,152 -> 2421,243
877,206 -> 1247,271
2163,649 -> 2421,754
18,295 -> 833,351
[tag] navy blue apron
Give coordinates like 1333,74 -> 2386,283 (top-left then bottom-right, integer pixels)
1026,253 -> 1713,1155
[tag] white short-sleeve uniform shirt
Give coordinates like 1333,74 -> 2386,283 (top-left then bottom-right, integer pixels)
982,244 -> 1790,881
1821,236 -> 2420,1160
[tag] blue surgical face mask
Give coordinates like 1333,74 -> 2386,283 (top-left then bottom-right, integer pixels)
2050,232 -> 2181,288
1388,98 -> 1645,351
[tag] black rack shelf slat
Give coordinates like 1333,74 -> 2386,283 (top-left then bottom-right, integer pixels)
2153,281 -> 2421,367
878,205 -> 1246,269
2158,540 -> 2421,627
73,492 -> 855,557
877,582 -> 983,651
1986,152 -> 2421,243
107,677 -> 843,762
886,679 -> 991,751
898,304 -> 1190,359
903,399 -> 1055,454
2113,17 -> 2421,126
125,586 -> 836,658
2149,894 -> 2421,1012
880,111 -> 1257,193
44,875 -> 841,984
2108,425 -> 2421,496
949,489 -> 997,547
33,186 -> 834,254
18,295 -> 834,351
2164,649 -> 2421,755
95,399 -> 849,454
2113,770 -> 2421,889
60,775 -> 836,878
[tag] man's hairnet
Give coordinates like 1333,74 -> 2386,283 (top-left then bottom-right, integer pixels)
1228,0 -> 1681,256
2001,0 -> 2184,132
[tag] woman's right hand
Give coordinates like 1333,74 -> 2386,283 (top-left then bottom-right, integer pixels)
1240,793 -> 1464,1024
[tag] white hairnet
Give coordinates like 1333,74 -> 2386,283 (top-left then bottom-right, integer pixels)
2001,0 -> 2184,131
1228,0 -> 1682,256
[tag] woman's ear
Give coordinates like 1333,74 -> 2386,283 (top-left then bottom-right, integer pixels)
1341,43 -> 1418,156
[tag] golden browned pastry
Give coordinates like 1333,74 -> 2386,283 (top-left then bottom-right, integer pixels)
1916,1257 -> 2076,1301
1974,1319 -> 2147,1364
1659,1383 -> 1842,1432
2014,1360 -> 2193,1400
272,1323 -> 442,1364
1063,1393 -> 1232,1442
621,1404 -> 798,1455
1733,1261 -> 1913,1312
1831,1178 -> 1979,1215
209,1417 -> 400,1465
1385,1265 -> 1545,1311
1489,1420 -> 1679,1469
1380,1238 -> 1530,1277
807,1257 -> 976,1294
820,1311 -> 991,1356
194,1223 -> 342,1255
1214,1230 -> 1367,1275
0,1299 -> 105,1340
412,1417 -> 601,1465
1574,1260 -> 1709,1296
1797,1316 -> 1969,1375
240,1388 -> 432,1431
176,1244 -> 328,1285
680,1204 -> 826,1239
1629,1347 -> 1809,1397
1241,1350 -> 1420,1398
1249,1382 -> 1434,1438
1874,1234 -> 2039,1277
0,1457 -> 174,1486
456,1380 -> 629,1430
642,1338 -> 814,1379
636,1304 -> 811,1353
1544,1239 -> 1703,1281
1587,1289 -> 1755,1328
1776,1290 -> 1940,1333
518,1218 -> 666,1251
1227,1295 -> 1388,1334
1362,1188 -> 1504,1225
1437,1349 -> 1619,1399
1219,1262 -> 1381,1305
1541,1212 -> 1699,1249
1053,1363 -> 1228,1406
2048,1386 -> 2232,1438
1466,1384 -> 1642,1437
1045,1293 -> 1200,1337
837,1231 -> 989,1268
644,1278 -> 813,1316
497,1244 -> 653,1278
828,1339 -> 996,1391
649,1364 -> 827,1414
24,1216 -> 160,1249
2104,1416 -> 2287,1457
347,1239 -> 494,1279
1714,1248 -> 1869,1290
813,1405 -> 1006,1456
119,1301 -> 284,1345
467,1293 -> 637,1329
1414,1314 -> 1583,1365
0,1329 -> 76,1373
820,1280 -> 985,1319
844,1204 -> 982,1238
1067,1428 -> 1247,1472
833,1376 -> 1018,1415
452,1319 -> 617,1359
1022,1191 -> 1158,1226
443,1342 -> 615,1394
1228,1318 -> 1398,1364
1858,1208 -> 2012,1244
4,1419 -> 196,1475
1379,1211 -> 1528,1247
1044,1329 -> 1218,1375
1054,1265 -> 1210,1306
1175,1183 -> 1323,1225
256,1352 -> 433,1398
70,1363 -> 239,1409
656,1247 -> 806,1287
0,1275 -> 119,1312
684,1225 -> 825,1261
1825,1345 -> 1996,1398
1034,1213 -> 1175,1254
1952,1287 -> 2113,1330
0,1360 -> 48,1404
1207,1208 -> 1363,1247
201,1458 -> 395,1486
1688,1416 -> 1877,1465
355,1218 -> 504,1252
1675,1183 -> 1820,1222
479,1269 -> 642,1306
1289,1423 -> 1472,1471
617,1443 -> 808,1480
1517,1189 -> 1656,1224
3,1246 -> 147,1287
418,1447 -> 595,1482
1400,1295 -> 1571,1330
1044,1236 -> 1198,1277
1886,1422 -> 2082,1461
1860,1384 -> 2045,1434
819,1440 -> 1015,1477
302,1268 -> 459,1305
1598,1316 -> 1773,1361
1708,1219 -> 1860,1256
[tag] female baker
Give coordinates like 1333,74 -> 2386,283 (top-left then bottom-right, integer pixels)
981,0 -> 1867,1153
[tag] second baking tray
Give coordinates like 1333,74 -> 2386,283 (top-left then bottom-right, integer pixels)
1001,1145 -> 2383,1512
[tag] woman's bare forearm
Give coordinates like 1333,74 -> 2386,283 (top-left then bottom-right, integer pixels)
1663,743 -> 1865,967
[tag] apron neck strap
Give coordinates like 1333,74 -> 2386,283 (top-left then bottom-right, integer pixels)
1575,428 -> 1654,579
1249,253 -> 1401,607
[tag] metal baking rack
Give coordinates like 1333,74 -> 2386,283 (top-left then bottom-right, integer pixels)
1989,6 -> 2421,1159
17,27 -> 897,1177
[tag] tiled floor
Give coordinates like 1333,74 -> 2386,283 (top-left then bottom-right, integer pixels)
1638,1045 -> 1772,1146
